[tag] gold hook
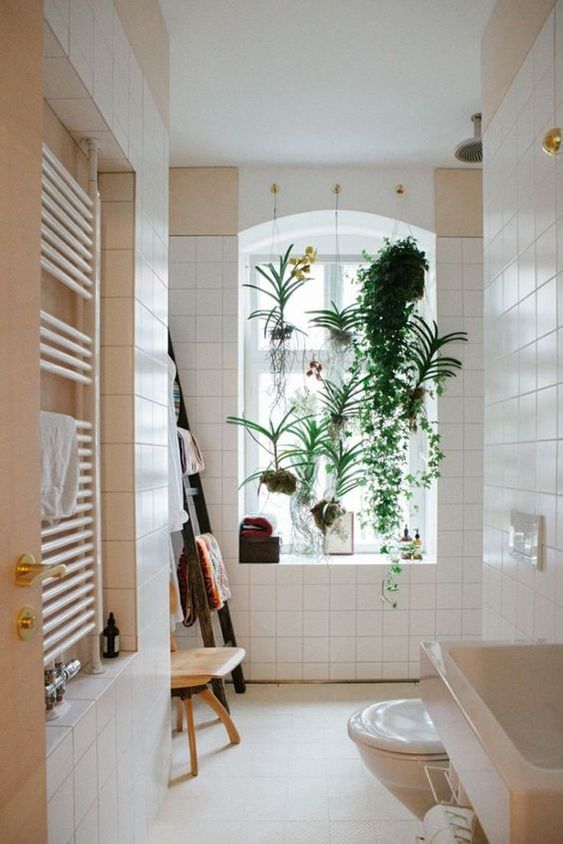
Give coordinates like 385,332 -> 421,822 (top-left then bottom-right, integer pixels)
332,184 -> 342,194
270,183 -> 280,194
543,128 -> 561,156
395,184 -> 406,195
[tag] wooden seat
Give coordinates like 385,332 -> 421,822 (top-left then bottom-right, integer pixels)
171,647 -> 245,777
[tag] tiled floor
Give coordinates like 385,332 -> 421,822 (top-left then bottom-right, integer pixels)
149,683 -> 422,844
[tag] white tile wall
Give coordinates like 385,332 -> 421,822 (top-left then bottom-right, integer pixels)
169,230 -> 484,682
482,5 -> 563,643
44,0 -> 170,841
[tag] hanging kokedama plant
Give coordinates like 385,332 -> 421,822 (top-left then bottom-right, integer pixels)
226,407 -> 308,495
353,236 -> 466,546
244,244 -> 317,406
285,417 -> 329,555
316,375 -> 366,441
307,301 -> 362,348
310,439 -> 365,535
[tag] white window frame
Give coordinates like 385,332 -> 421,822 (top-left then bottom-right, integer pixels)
242,252 -> 427,555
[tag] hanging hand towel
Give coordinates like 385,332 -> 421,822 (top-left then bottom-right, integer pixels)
177,427 -> 205,475
168,357 -> 188,532
177,546 -> 197,627
196,533 -> 231,609
40,411 -> 79,524
169,535 -> 184,629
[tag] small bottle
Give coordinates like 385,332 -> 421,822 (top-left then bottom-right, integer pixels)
102,612 -> 120,659
413,529 -> 422,547
401,525 -> 413,559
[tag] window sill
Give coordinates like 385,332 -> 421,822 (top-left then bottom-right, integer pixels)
276,553 -> 437,566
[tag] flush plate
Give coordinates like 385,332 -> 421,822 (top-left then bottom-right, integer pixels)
509,510 -> 542,569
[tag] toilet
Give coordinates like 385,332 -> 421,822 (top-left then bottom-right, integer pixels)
348,698 -> 449,819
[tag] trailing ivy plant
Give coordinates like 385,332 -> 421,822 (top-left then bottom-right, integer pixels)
353,237 -> 467,601
244,244 -> 317,406
354,237 -> 429,540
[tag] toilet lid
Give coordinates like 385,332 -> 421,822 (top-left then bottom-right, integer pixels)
348,698 -> 445,756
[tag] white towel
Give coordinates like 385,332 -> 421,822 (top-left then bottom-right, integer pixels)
40,411 -> 79,524
168,357 -> 188,532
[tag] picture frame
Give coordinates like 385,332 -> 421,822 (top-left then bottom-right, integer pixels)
326,511 -> 354,555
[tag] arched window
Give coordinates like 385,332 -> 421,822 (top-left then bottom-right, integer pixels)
238,211 -> 436,559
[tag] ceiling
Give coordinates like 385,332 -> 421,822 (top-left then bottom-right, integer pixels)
160,0 -> 496,168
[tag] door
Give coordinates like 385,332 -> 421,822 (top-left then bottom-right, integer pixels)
0,2 -> 48,841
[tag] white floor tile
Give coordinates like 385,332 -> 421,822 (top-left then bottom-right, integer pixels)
149,683 -> 421,843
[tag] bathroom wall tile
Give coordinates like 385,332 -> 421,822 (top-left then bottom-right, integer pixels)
47,773 -> 75,844
75,797 -> 99,844
170,226 -> 482,680
47,729 -> 74,800
45,1 -> 172,839
74,740 -> 98,826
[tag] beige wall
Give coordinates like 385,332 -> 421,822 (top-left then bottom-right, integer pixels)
435,169 -> 483,238
43,101 -> 89,189
0,2 -> 47,841
482,0 -> 555,127
114,0 -> 170,126
169,167 -> 239,236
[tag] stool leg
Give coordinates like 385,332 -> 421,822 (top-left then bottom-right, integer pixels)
183,697 -> 198,776
198,687 -> 240,745
176,698 -> 183,732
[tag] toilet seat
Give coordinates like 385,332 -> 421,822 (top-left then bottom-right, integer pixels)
348,698 -> 446,756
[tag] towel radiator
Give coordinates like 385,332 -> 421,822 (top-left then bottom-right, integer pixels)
39,141 -> 103,672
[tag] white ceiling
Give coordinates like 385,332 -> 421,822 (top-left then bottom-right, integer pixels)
161,0 -> 496,168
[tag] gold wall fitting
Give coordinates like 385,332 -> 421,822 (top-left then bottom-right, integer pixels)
332,183 -> 342,194
270,183 -> 280,194
543,128 -> 561,156
15,554 -> 67,587
395,184 -> 406,195
17,606 -> 37,641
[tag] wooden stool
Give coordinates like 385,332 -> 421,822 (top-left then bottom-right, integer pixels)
171,647 -> 245,776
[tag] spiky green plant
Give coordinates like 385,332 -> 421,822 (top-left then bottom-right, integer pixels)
226,407 -> 310,495
244,244 -> 316,405
321,439 -> 365,500
283,417 -> 331,555
310,439 -> 365,536
409,314 -> 467,395
316,375 -> 365,439
307,301 -> 363,345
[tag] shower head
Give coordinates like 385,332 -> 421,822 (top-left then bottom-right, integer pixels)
454,113 -> 482,163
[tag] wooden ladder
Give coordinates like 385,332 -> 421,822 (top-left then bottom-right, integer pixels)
169,334 -> 246,711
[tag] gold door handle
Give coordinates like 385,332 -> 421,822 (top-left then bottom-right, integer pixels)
15,554 -> 67,587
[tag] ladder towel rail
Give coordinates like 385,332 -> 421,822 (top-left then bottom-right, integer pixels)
169,333 -> 246,709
